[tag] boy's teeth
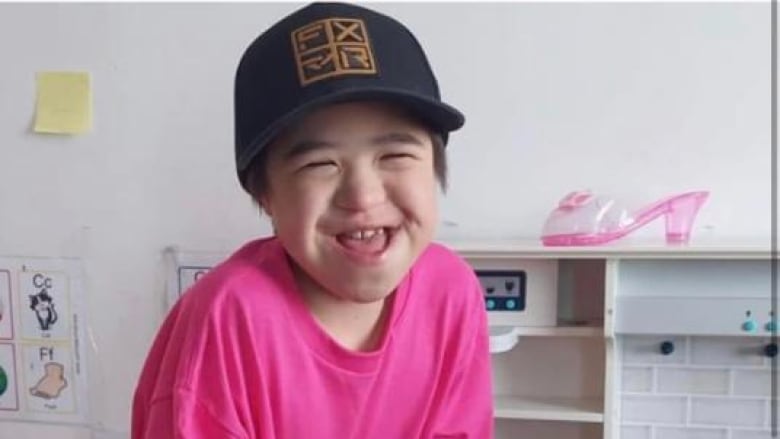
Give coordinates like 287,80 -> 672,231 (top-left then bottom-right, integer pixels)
347,228 -> 384,240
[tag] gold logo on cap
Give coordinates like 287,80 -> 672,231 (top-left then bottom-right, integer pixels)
291,18 -> 377,86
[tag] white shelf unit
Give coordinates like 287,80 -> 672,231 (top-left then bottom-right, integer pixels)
494,395 -> 604,423
502,325 -> 603,338
452,238 -> 772,439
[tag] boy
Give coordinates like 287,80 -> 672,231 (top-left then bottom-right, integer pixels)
132,3 -> 493,438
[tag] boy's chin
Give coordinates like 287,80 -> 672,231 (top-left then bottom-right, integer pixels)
328,279 -> 402,304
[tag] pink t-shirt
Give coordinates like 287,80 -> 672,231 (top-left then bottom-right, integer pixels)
132,237 -> 493,438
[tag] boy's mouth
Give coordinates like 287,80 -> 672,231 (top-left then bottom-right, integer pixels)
335,227 -> 396,260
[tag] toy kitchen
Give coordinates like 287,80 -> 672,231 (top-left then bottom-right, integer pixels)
449,191 -> 777,439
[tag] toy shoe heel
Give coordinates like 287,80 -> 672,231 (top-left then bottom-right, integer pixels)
663,191 -> 709,244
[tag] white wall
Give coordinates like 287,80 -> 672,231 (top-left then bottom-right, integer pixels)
0,2 -> 770,437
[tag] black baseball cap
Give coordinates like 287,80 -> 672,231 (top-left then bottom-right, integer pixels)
234,2 -> 465,191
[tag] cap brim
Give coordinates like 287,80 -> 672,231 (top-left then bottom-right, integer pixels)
237,87 -> 465,175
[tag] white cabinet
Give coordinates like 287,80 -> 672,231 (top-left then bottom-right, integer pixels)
450,239 -> 772,439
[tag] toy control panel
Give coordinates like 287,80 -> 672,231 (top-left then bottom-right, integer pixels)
740,310 -> 776,334
475,270 -> 526,312
616,297 -> 776,336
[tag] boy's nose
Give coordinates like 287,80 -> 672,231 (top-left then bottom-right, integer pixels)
333,166 -> 386,211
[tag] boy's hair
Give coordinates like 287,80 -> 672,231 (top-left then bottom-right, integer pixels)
234,3 -> 465,195
246,127 -> 448,209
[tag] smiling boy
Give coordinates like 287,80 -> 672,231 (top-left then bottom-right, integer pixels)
132,3 -> 493,438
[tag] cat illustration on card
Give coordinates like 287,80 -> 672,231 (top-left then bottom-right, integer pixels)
29,289 -> 58,331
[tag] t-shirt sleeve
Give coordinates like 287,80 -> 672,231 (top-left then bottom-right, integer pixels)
431,273 -> 494,438
132,285 -> 256,439
136,390 -> 247,439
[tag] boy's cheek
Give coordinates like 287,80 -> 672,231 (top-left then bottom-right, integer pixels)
270,179 -> 330,209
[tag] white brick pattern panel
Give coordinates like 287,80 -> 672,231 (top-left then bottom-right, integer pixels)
620,425 -> 651,439
622,336 -> 688,365
689,397 -> 766,427
621,395 -> 687,423
656,367 -> 729,395
733,369 -> 771,397
623,366 -> 654,393
690,337 -> 765,367
654,426 -> 728,439
619,336 -> 775,437
730,429 -> 777,439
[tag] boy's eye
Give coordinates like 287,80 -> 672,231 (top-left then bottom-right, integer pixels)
302,160 -> 336,169
382,153 -> 415,161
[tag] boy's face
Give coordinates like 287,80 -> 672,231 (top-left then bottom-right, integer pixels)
262,101 -> 439,304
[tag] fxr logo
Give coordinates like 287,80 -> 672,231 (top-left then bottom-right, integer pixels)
291,18 -> 377,86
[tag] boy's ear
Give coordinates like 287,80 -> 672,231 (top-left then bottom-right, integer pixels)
258,195 -> 273,216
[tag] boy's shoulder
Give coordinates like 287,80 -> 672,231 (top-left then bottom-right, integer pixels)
415,241 -> 474,278
402,242 -> 485,328
411,242 -> 480,293
175,237 -> 288,317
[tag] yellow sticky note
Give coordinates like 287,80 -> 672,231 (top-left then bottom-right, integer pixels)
34,71 -> 92,134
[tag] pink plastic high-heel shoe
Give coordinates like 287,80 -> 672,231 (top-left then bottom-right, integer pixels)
541,190 -> 709,246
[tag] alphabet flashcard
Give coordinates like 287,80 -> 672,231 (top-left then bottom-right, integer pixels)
0,257 -> 87,424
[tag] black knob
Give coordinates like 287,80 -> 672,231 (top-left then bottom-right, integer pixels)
660,341 -> 675,355
764,343 -> 778,358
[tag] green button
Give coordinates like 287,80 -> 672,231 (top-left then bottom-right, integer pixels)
0,365 -> 7,396
486,299 -> 496,310
506,299 -> 516,309
743,320 -> 757,332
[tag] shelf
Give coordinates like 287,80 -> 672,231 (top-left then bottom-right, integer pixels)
489,325 -> 603,353
494,395 -> 604,423
512,325 -> 602,337
446,237 -> 773,260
